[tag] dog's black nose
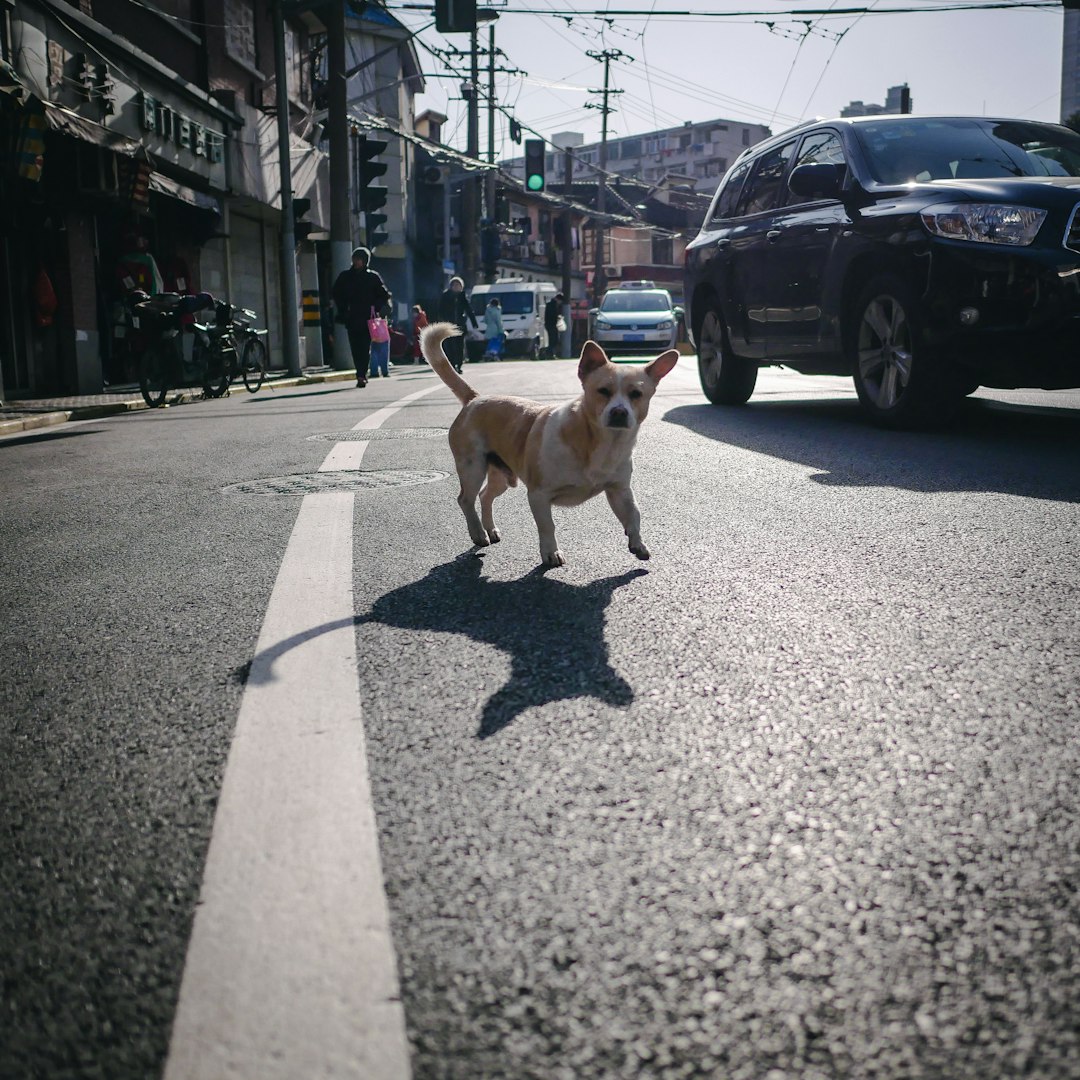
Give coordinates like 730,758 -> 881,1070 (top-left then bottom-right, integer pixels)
607,406 -> 630,427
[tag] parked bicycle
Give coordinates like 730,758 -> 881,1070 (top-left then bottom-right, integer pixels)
136,294 -> 269,407
135,291 -> 217,409
228,305 -> 270,394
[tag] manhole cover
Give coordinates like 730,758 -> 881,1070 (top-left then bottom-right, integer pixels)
307,427 -> 448,442
222,469 -> 449,495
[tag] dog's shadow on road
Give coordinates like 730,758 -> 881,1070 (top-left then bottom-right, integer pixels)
361,554 -> 646,738
243,555 -> 646,739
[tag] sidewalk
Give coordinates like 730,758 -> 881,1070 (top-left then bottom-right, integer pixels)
0,366 -> 368,437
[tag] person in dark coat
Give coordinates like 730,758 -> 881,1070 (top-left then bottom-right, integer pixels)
436,276 -> 478,373
544,292 -> 564,359
332,246 -> 391,387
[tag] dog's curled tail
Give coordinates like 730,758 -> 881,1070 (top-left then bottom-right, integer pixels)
420,322 -> 477,405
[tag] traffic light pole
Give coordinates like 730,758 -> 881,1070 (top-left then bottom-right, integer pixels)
273,0 -> 302,376
462,26 -> 480,286
328,1 -> 354,370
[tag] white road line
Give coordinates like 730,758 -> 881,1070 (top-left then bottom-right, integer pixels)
164,381 -> 447,1080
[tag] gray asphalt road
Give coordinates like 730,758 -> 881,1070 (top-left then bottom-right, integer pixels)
2,362 -> 1079,1079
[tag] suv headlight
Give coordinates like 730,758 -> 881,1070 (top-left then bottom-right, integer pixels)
656,320 -> 673,330
920,203 -> 1046,246
595,318 -> 612,330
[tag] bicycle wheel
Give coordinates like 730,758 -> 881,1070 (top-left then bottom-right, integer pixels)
241,337 -> 267,393
139,340 -> 171,408
202,341 -> 231,399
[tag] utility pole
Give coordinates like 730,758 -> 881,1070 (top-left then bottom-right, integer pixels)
462,28 -> 480,285
327,1 -> 353,369
485,19 -> 496,228
561,147 -> 573,358
585,49 -> 629,308
272,0 -> 302,376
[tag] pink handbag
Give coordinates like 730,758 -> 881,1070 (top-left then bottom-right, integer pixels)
367,306 -> 390,343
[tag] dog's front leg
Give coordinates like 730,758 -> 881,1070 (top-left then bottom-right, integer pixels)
606,484 -> 650,560
527,489 -> 564,567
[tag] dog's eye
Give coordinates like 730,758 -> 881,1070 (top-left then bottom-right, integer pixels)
629,389 -> 643,400
597,387 -> 613,398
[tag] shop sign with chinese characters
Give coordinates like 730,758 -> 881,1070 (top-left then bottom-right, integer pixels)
139,91 -> 225,164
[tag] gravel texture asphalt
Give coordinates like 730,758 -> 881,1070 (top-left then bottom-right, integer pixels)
2,364 -> 1079,1079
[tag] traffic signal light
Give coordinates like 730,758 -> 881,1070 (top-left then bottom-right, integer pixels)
366,211 -> 389,250
481,224 -> 501,275
356,135 -> 388,214
435,0 -> 476,33
524,139 -> 545,192
509,118 -> 522,144
292,196 -> 312,242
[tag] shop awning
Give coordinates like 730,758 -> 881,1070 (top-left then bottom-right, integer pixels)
147,172 -> 222,214
41,101 -> 140,157
0,59 -> 34,108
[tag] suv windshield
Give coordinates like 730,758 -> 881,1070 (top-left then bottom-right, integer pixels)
601,291 -> 672,313
856,117 -> 1080,183
477,292 -> 534,314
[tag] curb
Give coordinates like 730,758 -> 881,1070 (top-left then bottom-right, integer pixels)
0,369 -> 366,438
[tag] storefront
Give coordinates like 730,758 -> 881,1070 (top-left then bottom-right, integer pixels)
1,0 -> 237,395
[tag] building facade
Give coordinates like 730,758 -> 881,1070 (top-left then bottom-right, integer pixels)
0,0 -> 329,399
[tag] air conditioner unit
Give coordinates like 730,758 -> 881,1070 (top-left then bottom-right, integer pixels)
604,266 -> 619,278
530,240 -> 546,256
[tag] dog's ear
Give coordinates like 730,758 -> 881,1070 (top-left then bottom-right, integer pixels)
578,340 -> 609,381
645,349 -> 679,383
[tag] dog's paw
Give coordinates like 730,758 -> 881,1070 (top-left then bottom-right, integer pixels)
629,540 -> 651,561
541,549 -> 565,568
488,528 -> 501,544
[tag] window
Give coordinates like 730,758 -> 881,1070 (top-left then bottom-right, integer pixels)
621,138 -> 641,159
735,140 -> 796,216
285,23 -> 304,100
707,158 -> 752,224
652,235 -> 673,265
225,0 -> 257,70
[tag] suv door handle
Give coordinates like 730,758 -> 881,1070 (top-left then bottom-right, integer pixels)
766,229 -> 783,242
714,238 -> 731,249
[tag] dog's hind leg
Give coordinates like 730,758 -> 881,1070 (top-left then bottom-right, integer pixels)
479,465 -> 511,543
455,453 -> 492,547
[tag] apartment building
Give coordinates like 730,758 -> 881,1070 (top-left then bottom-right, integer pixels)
505,118 -> 772,197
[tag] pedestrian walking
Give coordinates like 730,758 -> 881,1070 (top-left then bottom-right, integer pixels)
331,246 -> 391,388
483,296 -> 504,361
544,292 -> 564,359
412,304 -> 429,364
437,276 -> 478,373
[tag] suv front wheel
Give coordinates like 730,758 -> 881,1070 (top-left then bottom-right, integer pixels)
696,305 -> 757,405
849,274 -> 950,427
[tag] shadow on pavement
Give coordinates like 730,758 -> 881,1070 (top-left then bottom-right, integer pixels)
662,396 -> 1080,504
0,428 -> 104,448
362,554 -> 645,738
244,554 -> 646,739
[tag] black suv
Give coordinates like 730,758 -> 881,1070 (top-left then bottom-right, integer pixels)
683,115 -> 1080,425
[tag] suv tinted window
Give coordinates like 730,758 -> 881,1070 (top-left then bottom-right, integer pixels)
736,140 -> 796,216
787,131 -> 847,204
706,158 -> 752,226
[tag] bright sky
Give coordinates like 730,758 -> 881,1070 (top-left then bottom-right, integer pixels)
387,1 -> 1065,157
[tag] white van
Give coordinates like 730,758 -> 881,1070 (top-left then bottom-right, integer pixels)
468,279 -> 557,360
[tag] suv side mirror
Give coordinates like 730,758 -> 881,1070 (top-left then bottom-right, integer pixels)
673,306 -> 684,320
788,162 -> 844,199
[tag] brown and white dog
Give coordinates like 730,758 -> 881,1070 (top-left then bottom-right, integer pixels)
420,321 -> 678,567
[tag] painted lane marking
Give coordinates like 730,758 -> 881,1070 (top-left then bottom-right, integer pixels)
164,381 -> 448,1080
